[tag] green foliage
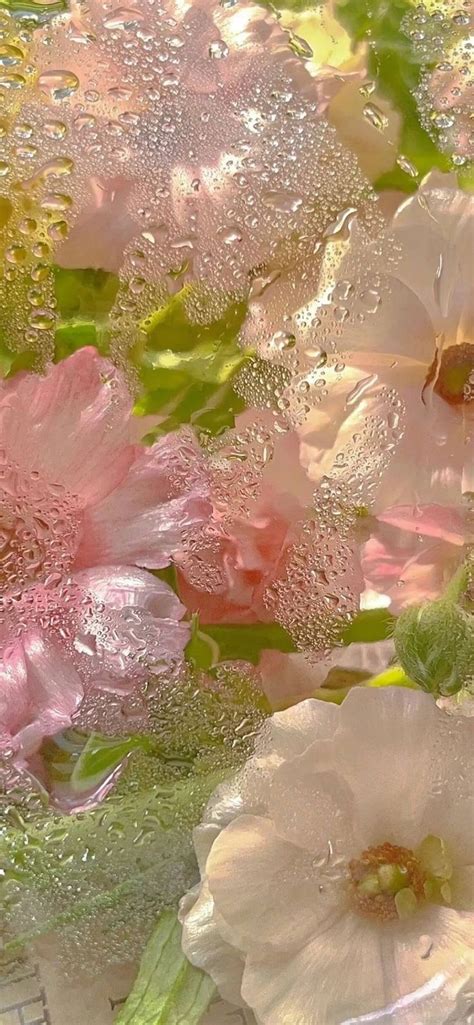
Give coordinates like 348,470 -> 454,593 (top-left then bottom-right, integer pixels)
186,619 -> 296,669
115,910 -> 215,1025
70,733 -> 151,795
341,608 -> 395,645
47,270 -> 250,435
0,768 -> 227,958
134,290 -> 249,436
335,0 -> 452,191
54,267 -> 120,323
0,0 -> 66,13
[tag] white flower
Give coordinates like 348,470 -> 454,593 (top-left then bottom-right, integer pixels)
180,687 -> 474,1025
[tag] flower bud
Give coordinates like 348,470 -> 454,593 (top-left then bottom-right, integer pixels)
394,600 -> 474,696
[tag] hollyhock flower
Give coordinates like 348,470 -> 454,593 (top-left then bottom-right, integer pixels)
0,347 -> 209,770
297,172 -> 473,609
180,687 -> 474,1025
22,0 -> 369,304
176,420 -> 313,624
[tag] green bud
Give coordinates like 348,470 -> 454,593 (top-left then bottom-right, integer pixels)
394,599 -> 474,696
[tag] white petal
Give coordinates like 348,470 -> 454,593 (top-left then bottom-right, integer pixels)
385,905 -> 474,1025
334,688 -> 447,850
268,759 -> 356,857
206,815 -> 340,954
266,697 -> 339,761
180,881 -> 245,1007
241,912 -> 386,1025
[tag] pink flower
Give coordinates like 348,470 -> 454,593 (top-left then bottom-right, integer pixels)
0,348 -> 210,771
177,420 -> 313,624
177,501 -> 297,625
27,0 -> 367,299
296,173 -> 473,611
361,503 -> 467,613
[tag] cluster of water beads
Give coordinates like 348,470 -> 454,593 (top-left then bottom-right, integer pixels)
0,0 -> 381,370
0,662 -> 266,971
403,0 -> 473,164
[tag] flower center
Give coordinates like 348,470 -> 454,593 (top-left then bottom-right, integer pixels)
426,342 -> 474,407
349,835 -> 453,922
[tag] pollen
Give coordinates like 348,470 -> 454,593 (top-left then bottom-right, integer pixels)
349,842 -> 426,922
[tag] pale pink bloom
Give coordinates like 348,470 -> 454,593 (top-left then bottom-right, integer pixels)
177,501 -> 297,626
0,348 -> 209,771
26,0 -> 367,297
181,688 -> 474,1025
177,420 -> 313,625
298,173 -> 473,611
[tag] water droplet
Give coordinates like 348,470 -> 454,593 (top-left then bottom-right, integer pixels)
43,119 -> 68,139
363,102 -> 389,131
103,7 -> 144,30
0,43 -> 25,67
208,39 -> 229,59
262,190 -> 303,214
38,70 -> 80,102
396,154 -> 418,178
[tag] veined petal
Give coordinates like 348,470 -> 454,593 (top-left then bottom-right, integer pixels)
76,431 -> 211,570
0,348 -> 135,506
207,815 -> 340,954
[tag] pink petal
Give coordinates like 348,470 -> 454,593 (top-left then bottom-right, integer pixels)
378,504 -> 466,546
0,633 -> 83,765
361,526 -> 462,612
72,565 -> 190,689
57,177 -> 139,274
75,431 -> 211,570
177,505 -> 295,625
0,348 -> 136,506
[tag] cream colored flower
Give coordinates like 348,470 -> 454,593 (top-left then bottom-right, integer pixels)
181,687 -> 473,1025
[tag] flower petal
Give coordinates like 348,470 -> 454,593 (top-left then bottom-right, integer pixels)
335,688 -> 473,854
207,814 -> 339,954
386,905 -> 474,1025
76,431 -> 211,570
241,912 -> 386,1025
72,566 -> 189,688
180,882 -> 245,1007
268,761 -> 356,857
0,348 -> 135,505
266,696 -> 339,761
0,633 -> 83,764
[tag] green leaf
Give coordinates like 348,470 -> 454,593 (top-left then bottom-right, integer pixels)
134,290 -> 250,436
365,666 -> 418,689
54,322 -> 103,359
185,615 -> 221,671
54,267 -> 120,323
335,0 -> 452,192
341,608 -> 395,645
115,910 -> 215,1025
70,733 -> 149,794
142,288 -> 247,354
196,621 -> 297,667
1,767 -> 229,956
0,0 -> 66,14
